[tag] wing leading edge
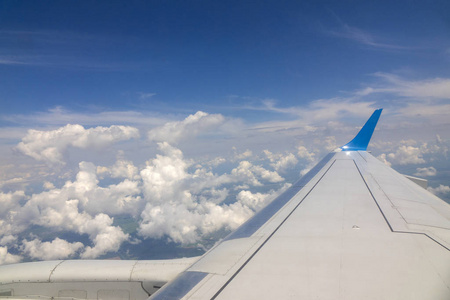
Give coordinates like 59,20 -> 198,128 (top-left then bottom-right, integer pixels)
149,109 -> 450,300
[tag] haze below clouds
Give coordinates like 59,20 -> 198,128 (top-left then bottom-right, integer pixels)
0,0 -> 449,263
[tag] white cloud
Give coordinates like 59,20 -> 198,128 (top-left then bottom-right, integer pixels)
206,157 -> 226,167
17,124 -> 140,165
4,134 -> 293,260
236,189 -> 277,211
297,146 -> 315,162
148,111 -> 224,144
0,191 -> 26,219
250,164 -> 284,183
0,161 -> 134,259
420,137 -> 449,158
138,92 -> 156,99
414,167 -> 437,177
97,159 -> 140,180
385,145 -> 426,165
377,136 -> 450,168
80,214 -> 129,259
140,142 -> 189,204
0,246 -> 22,265
231,161 -> 283,186
327,23 -> 409,50
260,98 -> 376,122
43,181 -> 55,190
264,150 -> 299,172
137,143 -> 287,244
3,107 -> 171,128
234,149 -> 253,160
428,185 -> 450,196
373,73 -> 450,99
21,238 -> 83,260
0,235 -> 17,246
138,184 -> 288,245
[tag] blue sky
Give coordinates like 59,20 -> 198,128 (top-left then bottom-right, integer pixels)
0,1 -> 450,263
1,1 -> 449,116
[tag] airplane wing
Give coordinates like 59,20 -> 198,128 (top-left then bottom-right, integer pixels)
150,109 -> 450,300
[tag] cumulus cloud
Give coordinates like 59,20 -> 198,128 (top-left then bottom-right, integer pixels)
206,157 -> 226,167
17,124 -> 140,165
428,185 -> 450,196
377,137 -> 450,167
297,146 -> 316,162
236,189 -> 284,211
0,191 -> 26,219
138,185 -> 287,245
148,111 -> 224,144
80,214 -> 129,258
233,149 -> 253,160
0,235 -> 17,246
0,161 -> 134,261
264,150 -> 299,172
21,238 -> 83,260
137,143 -> 287,244
140,142 -> 189,203
97,159 -> 140,180
2,129 -> 299,263
231,161 -> 284,186
385,145 -> 426,165
414,167 -> 437,177
0,246 -> 22,265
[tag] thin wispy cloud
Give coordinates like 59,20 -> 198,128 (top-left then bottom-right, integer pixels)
0,57 -> 30,65
0,106 -> 170,128
0,54 -> 143,71
0,30 -> 150,71
138,92 -> 157,100
371,72 -> 450,99
327,23 -> 411,50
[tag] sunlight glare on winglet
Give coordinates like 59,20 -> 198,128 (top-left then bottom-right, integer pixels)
340,109 -> 383,151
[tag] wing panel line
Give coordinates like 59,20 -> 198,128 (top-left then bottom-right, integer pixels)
210,158 -> 338,299
353,159 -> 450,251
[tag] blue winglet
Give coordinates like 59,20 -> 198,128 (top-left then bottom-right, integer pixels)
341,109 -> 383,151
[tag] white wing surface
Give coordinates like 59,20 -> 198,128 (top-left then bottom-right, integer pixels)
150,109 -> 450,300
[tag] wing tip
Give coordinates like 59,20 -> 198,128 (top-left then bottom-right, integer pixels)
341,108 -> 383,151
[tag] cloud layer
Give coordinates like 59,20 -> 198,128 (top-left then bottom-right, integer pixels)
0,106 -> 449,264
0,112 -> 308,263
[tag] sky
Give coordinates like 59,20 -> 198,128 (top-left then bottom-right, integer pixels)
0,0 -> 450,264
